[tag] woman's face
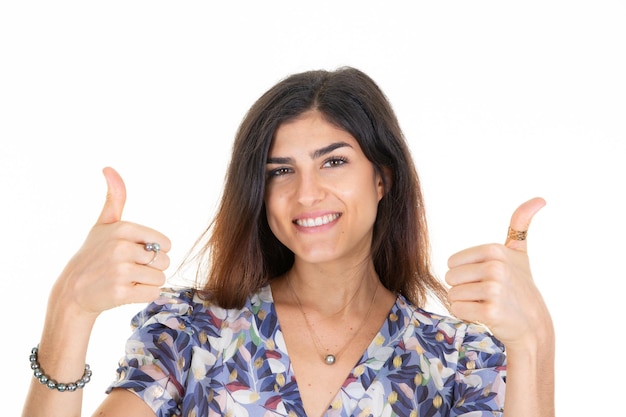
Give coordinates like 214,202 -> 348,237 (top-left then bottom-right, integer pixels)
265,110 -> 384,267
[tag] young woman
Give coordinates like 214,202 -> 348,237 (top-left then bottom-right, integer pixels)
22,67 -> 554,417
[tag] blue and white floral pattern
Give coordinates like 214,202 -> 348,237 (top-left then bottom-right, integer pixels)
108,285 -> 506,417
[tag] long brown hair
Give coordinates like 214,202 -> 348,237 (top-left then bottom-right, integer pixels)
188,67 -> 449,310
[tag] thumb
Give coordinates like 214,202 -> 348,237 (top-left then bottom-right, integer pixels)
505,197 -> 546,252
97,167 -> 127,224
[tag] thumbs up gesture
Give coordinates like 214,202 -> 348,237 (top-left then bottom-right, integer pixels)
445,197 -> 552,348
50,167 -> 171,318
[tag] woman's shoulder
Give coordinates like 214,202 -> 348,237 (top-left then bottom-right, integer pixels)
130,285 -> 272,334
395,293 -> 465,328
395,294 -> 505,353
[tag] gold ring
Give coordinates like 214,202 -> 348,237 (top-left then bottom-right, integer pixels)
507,227 -> 527,241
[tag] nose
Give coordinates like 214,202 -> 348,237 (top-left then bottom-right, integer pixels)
296,170 -> 325,207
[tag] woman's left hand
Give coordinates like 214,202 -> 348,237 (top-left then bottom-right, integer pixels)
445,197 -> 552,349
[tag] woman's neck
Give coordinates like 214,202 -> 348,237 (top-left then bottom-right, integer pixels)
280,260 -> 381,318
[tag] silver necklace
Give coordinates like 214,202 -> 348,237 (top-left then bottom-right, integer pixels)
286,274 -> 379,365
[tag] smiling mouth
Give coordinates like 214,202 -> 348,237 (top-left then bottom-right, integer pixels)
293,213 -> 341,227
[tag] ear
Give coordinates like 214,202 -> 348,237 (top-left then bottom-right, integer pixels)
376,166 -> 392,201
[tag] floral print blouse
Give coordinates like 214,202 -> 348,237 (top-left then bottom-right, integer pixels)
107,285 -> 506,417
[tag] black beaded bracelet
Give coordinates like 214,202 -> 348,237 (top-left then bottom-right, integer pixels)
29,346 -> 92,392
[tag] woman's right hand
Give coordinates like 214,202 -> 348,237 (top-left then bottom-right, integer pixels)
49,167 -> 171,320
22,167 -> 172,417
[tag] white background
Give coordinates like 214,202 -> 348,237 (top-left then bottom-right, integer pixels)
2,1 -> 624,415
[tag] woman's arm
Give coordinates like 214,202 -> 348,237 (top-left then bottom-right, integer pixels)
446,197 -> 556,416
502,319 -> 555,416
21,168 -> 170,417
92,389 -> 157,417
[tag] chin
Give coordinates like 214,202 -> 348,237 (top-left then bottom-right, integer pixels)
290,247 -> 343,265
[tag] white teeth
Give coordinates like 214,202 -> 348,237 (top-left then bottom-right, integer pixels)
295,213 -> 340,227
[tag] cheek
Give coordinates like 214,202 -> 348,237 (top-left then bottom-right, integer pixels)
340,184 -> 380,222
264,193 -> 286,237
358,173 -> 385,206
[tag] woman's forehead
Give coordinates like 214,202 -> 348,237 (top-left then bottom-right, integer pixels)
269,111 -> 361,156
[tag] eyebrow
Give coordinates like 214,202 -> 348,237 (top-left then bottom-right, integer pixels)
266,141 -> 353,164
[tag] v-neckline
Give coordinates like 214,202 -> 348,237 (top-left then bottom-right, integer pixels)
264,284 -> 401,417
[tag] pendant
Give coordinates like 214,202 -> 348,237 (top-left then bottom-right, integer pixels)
324,354 -> 337,365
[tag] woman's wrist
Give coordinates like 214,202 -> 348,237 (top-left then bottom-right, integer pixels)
29,345 -> 93,392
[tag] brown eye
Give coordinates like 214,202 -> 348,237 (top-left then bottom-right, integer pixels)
322,157 -> 348,168
267,167 -> 292,179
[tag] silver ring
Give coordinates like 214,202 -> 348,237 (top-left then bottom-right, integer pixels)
143,242 -> 160,266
